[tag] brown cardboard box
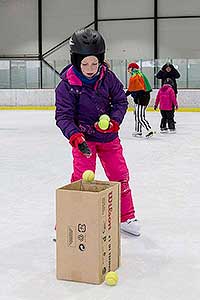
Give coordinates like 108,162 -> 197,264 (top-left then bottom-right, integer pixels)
56,180 -> 120,284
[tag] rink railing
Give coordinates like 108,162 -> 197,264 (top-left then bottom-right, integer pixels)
0,58 -> 200,89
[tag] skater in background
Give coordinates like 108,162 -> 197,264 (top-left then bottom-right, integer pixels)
154,78 -> 178,133
55,28 -> 140,236
156,63 -> 180,123
156,63 -> 180,95
125,62 -> 154,138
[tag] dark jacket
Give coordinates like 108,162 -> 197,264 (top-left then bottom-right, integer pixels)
133,91 -> 151,106
55,64 -> 128,143
156,64 -> 180,94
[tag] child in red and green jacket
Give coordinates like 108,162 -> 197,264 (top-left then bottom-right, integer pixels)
125,63 -> 153,138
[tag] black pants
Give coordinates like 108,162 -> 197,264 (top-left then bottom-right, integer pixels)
160,110 -> 175,130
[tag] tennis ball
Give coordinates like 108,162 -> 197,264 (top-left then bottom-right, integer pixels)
98,118 -> 109,130
82,170 -> 95,182
105,271 -> 118,286
99,114 -> 110,122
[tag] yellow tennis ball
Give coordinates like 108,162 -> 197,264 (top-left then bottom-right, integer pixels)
99,114 -> 110,122
98,119 -> 109,130
82,170 -> 95,182
105,271 -> 118,286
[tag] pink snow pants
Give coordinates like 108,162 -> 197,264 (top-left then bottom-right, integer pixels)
71,137 -> 135,222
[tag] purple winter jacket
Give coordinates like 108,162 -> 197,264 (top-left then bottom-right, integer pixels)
55,64 -> 128,143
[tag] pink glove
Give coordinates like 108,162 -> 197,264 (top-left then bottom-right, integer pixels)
94,119 -> 120,133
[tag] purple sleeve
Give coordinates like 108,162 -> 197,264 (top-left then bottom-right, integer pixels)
55,81 -> 80,139
108,71 -> 128,124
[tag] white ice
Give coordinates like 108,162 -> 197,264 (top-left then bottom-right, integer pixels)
0,110 -> 199,300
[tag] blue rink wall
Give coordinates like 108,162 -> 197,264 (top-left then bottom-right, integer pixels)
0,89 -> 200,111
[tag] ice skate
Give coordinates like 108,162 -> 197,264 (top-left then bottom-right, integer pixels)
169,129 -> 176,134
132,132 -> 142,138
160,128 -> 168,133
121,218 -> 141,236
145,130 -> 154,138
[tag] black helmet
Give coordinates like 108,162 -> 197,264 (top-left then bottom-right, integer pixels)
69,28 -> 105,55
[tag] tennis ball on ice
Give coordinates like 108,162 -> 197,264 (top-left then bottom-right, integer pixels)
105,271 -> 118,286
98,118 -> 109,130
99,114 -> 110,122
82,170 -> 95,182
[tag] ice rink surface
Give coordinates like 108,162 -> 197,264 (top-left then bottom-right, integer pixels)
0,110 -> 199,300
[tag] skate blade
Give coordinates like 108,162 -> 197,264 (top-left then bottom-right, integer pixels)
145,131 -> 155,138
160,130 -> 168,134
132,133 -> 142,138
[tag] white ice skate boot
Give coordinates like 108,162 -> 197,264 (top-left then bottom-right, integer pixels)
132,132 -> 142,138
121,218 -> 141,236
160,128 -> 168,133
169,129 -> 176,134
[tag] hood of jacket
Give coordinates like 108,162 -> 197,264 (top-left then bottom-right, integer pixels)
59,63 -> 107,88
162,63 -> 175,71
160,84 -> 172,92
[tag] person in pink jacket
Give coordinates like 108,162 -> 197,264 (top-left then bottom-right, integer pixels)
154,78 -> 178,133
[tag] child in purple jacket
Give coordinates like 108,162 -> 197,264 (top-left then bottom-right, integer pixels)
154,78 -> 178,133
55,28 -> 140,236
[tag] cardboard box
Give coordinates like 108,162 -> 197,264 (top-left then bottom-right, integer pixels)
56,180 -> 121,284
